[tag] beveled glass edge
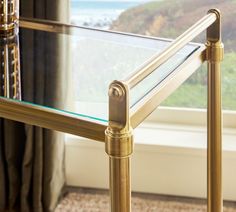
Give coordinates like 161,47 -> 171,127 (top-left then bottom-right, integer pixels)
0,96 -> 107,141
129,44 -> 202,108
130,45 -> 207,128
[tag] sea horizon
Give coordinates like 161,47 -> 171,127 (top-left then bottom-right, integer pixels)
70,1 -> 155,29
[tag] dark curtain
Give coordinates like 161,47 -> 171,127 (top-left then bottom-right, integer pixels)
0,1 -> 70,211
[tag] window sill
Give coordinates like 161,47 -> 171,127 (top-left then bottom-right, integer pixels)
134,122 -> 236,151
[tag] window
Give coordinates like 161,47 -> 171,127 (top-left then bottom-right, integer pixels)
70,0 -> 236,111
67,1 -> 236,199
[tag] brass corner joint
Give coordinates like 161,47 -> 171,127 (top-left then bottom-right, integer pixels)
206,42 -> 224,63
105,80 -> 133,158
105,128 -> 133,158
206,9 -> 224,62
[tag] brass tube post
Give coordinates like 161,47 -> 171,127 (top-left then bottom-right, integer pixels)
206,9 -> 224,212
105,81 -> 133,212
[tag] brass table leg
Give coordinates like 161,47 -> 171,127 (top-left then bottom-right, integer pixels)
109,156 -> 131,211
106,81 -> 133,212
206,9 -> 224,212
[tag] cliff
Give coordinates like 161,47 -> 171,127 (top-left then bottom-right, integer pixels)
111,0 -> 236,52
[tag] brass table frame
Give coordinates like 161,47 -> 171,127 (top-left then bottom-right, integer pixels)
0,7 -> 224,212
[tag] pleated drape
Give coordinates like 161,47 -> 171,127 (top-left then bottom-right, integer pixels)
0,1 -> 70,211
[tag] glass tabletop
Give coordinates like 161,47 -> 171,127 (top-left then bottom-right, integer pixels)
0,20 -> 200,122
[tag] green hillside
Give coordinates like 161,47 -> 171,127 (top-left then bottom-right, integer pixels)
111,0 -> 236,110
111,0 -> 236,52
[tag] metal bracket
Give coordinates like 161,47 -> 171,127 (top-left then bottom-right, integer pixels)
105,80 -> 133,158
206,9 -> 224,62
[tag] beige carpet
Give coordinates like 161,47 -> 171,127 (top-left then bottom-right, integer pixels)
55,188 -> 236,212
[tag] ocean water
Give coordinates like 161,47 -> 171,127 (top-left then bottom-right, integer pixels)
71,1 -> 141,29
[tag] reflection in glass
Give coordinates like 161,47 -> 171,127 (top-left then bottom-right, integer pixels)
0,28 -> 21,99
0,0 -> 19,33
17,26 -> 199,121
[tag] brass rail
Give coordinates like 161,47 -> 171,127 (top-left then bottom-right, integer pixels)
123,13 -> 217,88
130,46 -> 206,128
0,97 -> 107,142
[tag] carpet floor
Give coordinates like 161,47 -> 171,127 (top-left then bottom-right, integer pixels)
55,188 -> 236,212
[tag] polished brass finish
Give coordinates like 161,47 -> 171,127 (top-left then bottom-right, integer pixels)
12,39 -> 21,99
109,157 -> 131,212
105,81 -> 133,212
130,45 -> 206,128
20,18 -> 68,34
105,9 -> 223,212
0,9 -> 224,212
206,9 -> 224,212
124,13 -> 217,88
0,32 -> 21,99
3,45 -> 9,97
0,97 -> 107,142
0,0 -> 18,33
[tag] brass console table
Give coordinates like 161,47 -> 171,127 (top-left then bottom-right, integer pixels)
0,8 -> 223,212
